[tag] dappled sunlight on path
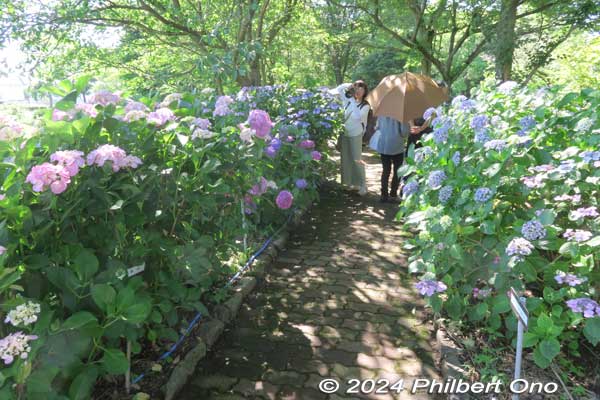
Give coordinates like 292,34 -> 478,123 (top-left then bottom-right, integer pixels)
180,150 -> 441,400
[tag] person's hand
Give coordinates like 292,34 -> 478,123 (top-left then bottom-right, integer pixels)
410,126 -> 422,134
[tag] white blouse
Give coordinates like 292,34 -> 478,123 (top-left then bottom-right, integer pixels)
330,83 -> 371,137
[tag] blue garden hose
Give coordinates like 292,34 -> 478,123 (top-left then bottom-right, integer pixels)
131,212 -> 294,385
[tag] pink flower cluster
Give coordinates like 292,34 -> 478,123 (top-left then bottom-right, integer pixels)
248,110 -> 273,138
0,332 -> 38,365
213,96 -> 234,117
26,145 -> 142,195
86,144 -> 142,172
90,90 -> 121,106
125,101 -> 149,113
147,108 -> 176,126
276,190 -> 294,210
25,163 -> 72,194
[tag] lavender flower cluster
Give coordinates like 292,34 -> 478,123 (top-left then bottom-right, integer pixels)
505,237 -> 534,260
415,280 -> 447,297
554,271 -> 587,287
566,298 -> 600,318
521,220 -> 546,241
474,187 -> 493,203
427,170 -> 447,189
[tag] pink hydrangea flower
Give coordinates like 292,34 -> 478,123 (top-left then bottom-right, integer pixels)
311,151 -> 322,161
90,90 -> 121,106
25,163 -> 72,194
213,96 -> 234,117
248,177 -> 269,196
0,245 -> 6,255
125,101 -> 149,113
50,150 -> 85,176
299,140 -> 315,149
75,103 -> 98,118
191,118 -> 211,130
248,110 -> 273,139
86,144 -> 142,172
0,332 -> 38,365
147,107 -> 176,126
52,109 -> 73,121
123,110 -> 147,122
276,190 -> 294,210
0,194 -> 5,201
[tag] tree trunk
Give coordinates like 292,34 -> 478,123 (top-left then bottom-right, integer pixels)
494,0 -> 519,81
418,28 -> 435,76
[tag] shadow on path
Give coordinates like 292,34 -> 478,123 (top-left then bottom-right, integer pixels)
180,150 -> 441,400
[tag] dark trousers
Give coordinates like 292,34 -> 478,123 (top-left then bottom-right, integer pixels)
380,153 -> 404,197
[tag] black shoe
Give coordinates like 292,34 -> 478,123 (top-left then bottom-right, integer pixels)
380,195 -> 389,203
389,196 -> 400,203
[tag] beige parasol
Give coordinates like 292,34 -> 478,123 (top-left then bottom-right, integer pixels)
366,72 -> 449,123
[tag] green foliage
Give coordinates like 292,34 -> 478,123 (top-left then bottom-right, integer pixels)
0,80 -> 343,397
401,82 -> 600,373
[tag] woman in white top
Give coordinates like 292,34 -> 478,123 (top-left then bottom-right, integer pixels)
330,80 -> 371,195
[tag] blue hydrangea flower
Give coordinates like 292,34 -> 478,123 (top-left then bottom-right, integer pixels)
519,116 -> 536,131
402,181 -> 419,196
451,95 -> 467,107
264,146 -> 278,158
460,99 -> 477,111
414,146 -> 434,163
484,139 -> 507,152
474,187 -> 493,203
470,115 -> 488,132
498,81 -> 519,94
555,271 -> 587,287
295,179 -> 308,189
438,186 -> 453,204
474,130 -> 490,144
433,126 -> 449,144
270,138 -> 282,151
575,117 -> 594,133
580,150 -> 600,163
427,170 -> 447,189
451,151 -> 461,166
556,159 -> 576,173
521,220 -> 546,241
423,107 -> 437,120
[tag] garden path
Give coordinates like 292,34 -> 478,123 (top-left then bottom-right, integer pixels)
180,151 -> 441,400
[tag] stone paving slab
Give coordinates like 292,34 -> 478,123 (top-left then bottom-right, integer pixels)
180,153 -> 442,400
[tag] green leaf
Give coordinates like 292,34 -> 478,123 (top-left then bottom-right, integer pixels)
91,284 -> 116,313
585,236 -> 600,247
446,295 -> 464,319
484,163 -> 502,177
54,91 -> 78,111
122,297 -> 152,324
470,302 -> 488,322
68,366 -> 98,400
537,209 -> 555,225
72,249 -> 99,282
532,347 -> 552,369
539,338 -> 560,361
492,295 -> 511,314
480,220 -> 495,235
100,348 -> 129,374
62,312 -> 98,330
523,332 -> 539,348
74,75 -> 92,93
558,241 -> 578,257
583,317 -> 600,346
449,244 -> 464,261
536,313 -> 553,332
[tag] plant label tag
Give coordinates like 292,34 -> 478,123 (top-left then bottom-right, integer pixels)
509,287 -> 528,330
127,263 -> 145,277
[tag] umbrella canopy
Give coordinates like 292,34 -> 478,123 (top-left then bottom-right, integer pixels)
366,72 -> 449,123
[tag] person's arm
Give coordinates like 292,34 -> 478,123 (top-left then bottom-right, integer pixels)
328,83 -> 352,98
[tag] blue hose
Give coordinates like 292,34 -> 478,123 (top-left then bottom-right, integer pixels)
131,212 -> 293,385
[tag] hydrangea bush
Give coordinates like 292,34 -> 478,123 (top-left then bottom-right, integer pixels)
399,83 -> 600,375
0,77 -> 343,398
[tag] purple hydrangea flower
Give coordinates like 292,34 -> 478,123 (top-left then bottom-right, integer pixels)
554,194 -> 581,203
580,150 -> 600,164
519,116 -> 536,131
311,151 -> 322,161
521,220 -> 546,241
265,146 -> 278,158
276,190 -> 294,210
414,280 -> 447,297
474,187 -> 493,203
299,140 -> 315,149
402,181 -> 419,196
213,95 -> 234,117
566,298 -> 600,318
570,206 -> 599,220
460,99 -> 477,111
427,170 -> 447,190
295,179 -> 308,189
506,237 -> 534,260
248,109 -> 273,138
474,130 -> 490,144
473,288 -> 492,299
521,175 -> 545,189
191,118 -> 211,130
270,138 -> 282,151
414,146 -> 434,163
556,159 -> 576,174
451,95 -> 467,107
438,185 -> 453,204
563,229 -> 593,242
433,125 -> 449,144
555,271 -> 587,287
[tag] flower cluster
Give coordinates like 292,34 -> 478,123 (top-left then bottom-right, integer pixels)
566,298 -> 600,318
438,185 -> 453,204
451,151 -> 461,166
50,150 -> 85,176
574,117 -> 594,133
415,280 -> 447,297
248,109 -> 273,138
265,138 -> 282,158
213,95 -> 234,117
427,170 -> 446,190
474,130 -> 490,144
483,139 -> 507,152
554,271 -> 587,287
570,206 -> 598,220
125,101 -> 149,113
86,144 -> 142,172
563,229 -> 592,242
75,103 -> 98,118
4,302 -> 41,327
26,163 -> 72,194
0,332 -> 38,365
90,90 -> 121,106
554,194 -> 581,203
521,175 -> 545,189
505,237 -> 534,260
295,179 -> 308,189
299,140 -> 315,149
147,108 -> 176,126
470,115 -> 488,132
474,187 -> 493,203
160,93 -> 182,107
519,115 -> 536,131
521,220 -> 546,241
403,181 -> 419,196
498,81 -> 518,94
473,288 -> 492,299
276,190 -> 294,210
439,215 -> 453,230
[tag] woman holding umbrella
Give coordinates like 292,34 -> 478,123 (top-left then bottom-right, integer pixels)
330,80 -> 371,196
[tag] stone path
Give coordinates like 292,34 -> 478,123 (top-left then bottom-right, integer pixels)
180,151 -> 441,399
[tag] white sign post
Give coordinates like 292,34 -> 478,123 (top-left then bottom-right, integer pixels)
509,287 -> 529,400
